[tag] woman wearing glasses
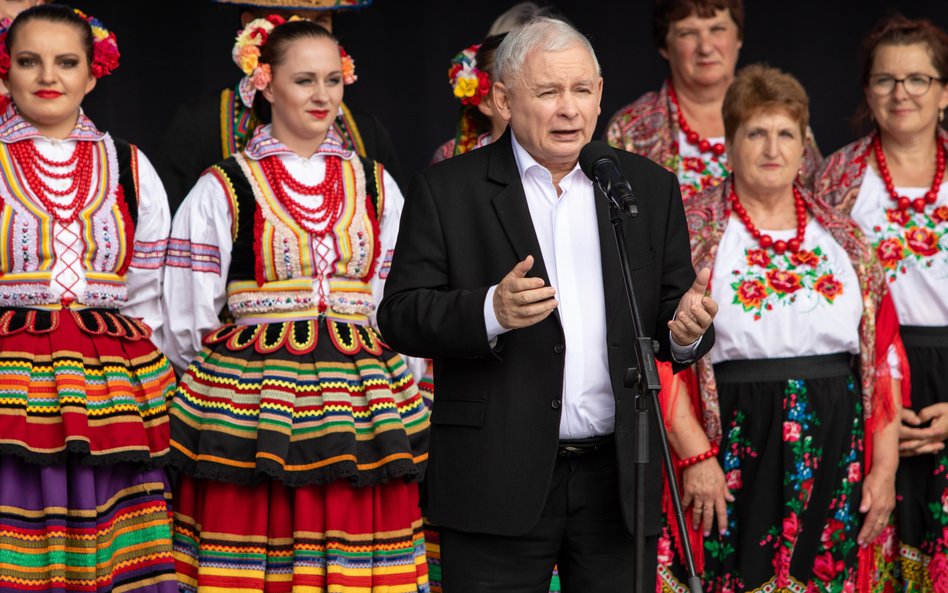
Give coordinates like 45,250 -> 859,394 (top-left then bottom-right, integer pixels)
815,14 -> 948,589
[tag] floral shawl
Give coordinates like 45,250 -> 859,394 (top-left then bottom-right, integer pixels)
604,80 -> 825,192
814,128 -> 948,216
687,178 -> 900,443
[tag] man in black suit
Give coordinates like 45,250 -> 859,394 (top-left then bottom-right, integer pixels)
378,17 -> 716,593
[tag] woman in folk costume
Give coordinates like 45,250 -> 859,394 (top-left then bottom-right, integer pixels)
604,0 -> 821,205
657,64 -> 906,593
162,18 -> 430,593
814,15 -> 948,590
429,35 -> 506,166
430,2 -> 565,167
0,5 -> 176,592
154,0 -> 399,214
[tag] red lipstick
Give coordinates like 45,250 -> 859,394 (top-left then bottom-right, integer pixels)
34,90 -> 63,99
308,109 -> 330,120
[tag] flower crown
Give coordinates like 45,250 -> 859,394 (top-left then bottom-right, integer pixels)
0,9 -> 120,80
448,43 -> 489,106
233,14 -> 357,109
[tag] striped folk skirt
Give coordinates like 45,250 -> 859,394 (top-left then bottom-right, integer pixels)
170,318 -> 431,592
0,307 -> 177,593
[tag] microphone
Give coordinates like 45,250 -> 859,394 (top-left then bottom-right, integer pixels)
579,141 -> 638,217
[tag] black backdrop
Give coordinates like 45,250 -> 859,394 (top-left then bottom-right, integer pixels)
70,0 -> 948,184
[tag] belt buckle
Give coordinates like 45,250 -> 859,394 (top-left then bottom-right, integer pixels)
559,445 -> 585,457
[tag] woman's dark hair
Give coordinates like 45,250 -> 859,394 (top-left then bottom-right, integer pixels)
252,20 -> 339,123
259,19 -> 336,70
461,33 -> 508,135
853,14 -> 948,132
652,0 -> 744,50
5,4 -> 94,66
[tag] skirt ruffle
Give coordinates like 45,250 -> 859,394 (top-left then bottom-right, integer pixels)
170,318 -> 429,487
0,307 -> 174,465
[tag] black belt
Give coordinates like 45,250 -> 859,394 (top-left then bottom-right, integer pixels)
901,325 -> 948,348
557,434 -> 614,458
713,353 -> 854,384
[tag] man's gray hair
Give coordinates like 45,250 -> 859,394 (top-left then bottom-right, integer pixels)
494,17 -> 601,86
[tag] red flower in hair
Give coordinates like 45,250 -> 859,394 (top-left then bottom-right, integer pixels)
91,32 -> 120,78
0,30 -> 9,80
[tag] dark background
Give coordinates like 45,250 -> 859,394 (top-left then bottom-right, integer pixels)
71,0 -> 947,185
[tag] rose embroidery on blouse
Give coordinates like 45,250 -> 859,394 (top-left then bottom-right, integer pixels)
730,246 -> 842,320
869,206 -> 948,283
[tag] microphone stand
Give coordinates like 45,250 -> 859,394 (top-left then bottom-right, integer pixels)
606,194 -> 703,593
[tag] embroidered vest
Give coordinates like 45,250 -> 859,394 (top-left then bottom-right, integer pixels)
0,135 -> 139,309
209,153 -> 384,323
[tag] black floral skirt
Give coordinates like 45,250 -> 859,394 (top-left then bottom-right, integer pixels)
659,354 -> 866,593
892,326 -> 948,591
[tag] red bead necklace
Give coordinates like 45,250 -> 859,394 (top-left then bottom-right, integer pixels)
259,155 -> 345,237
872,135 -> 945,216
668,81 -> 726,157
9,140 -> 94,225
729,185 -> 807,255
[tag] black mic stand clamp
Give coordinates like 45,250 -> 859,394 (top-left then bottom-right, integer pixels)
602,193 -> 704,593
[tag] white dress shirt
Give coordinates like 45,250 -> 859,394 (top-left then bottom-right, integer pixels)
482,134 -> 695,439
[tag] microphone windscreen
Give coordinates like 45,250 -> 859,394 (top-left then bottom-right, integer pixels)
579,141 -> 618,180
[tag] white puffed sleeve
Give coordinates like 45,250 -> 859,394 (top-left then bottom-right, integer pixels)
122,148 -> 171,348
369,169 -> 426,381
160,172 -> 234,373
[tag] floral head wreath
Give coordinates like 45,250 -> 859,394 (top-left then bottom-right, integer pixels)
233,14 -> 357,109
448,43 -> 489,107
0,8 -> 120,80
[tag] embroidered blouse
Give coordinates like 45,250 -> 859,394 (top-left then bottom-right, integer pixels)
816,130 -> 948,327
0,106 -> 170,340
687,178 -> 902,442
162,125 -> 408,373
710,218 -> 862,364
604,80 -> 824,204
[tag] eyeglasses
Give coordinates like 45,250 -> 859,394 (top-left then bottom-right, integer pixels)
868,73 -> 947,97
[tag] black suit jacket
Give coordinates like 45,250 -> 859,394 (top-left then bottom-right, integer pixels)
377,130 -> 713,537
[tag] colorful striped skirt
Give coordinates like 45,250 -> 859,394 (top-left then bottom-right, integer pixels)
0,306 -> 177,593
0,307 -> 174,463
0,454 -> 176,593
170,318 -> 430,592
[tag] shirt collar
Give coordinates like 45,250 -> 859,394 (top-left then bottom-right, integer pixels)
510,131 -> 586,192
244,118 -> 354,161
0,103 -> 105,144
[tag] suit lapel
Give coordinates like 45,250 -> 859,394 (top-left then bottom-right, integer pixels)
487,131 -> 560,325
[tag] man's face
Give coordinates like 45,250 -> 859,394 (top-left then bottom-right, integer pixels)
493,42 -> 602,173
